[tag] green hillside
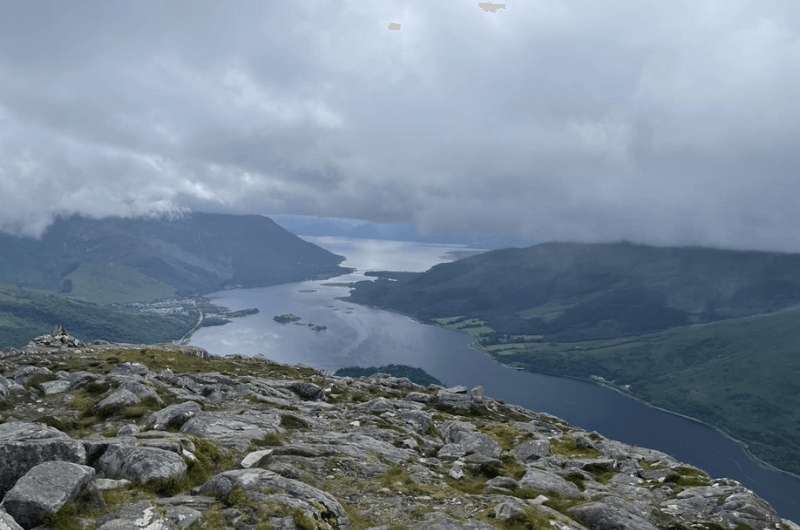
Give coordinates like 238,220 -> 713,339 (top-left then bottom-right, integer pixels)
498,309 -> 800,474
0,285 -> 196,348
347,241 -> 800,474
349,241 -> 800,340
0,212 -> 348,304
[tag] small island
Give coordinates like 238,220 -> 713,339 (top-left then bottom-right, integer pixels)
273,313 -> 302,324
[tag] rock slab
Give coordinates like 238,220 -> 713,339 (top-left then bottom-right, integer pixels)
2,461 -> 95,528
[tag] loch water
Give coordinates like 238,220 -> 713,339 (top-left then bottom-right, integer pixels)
191,236 -> 800,519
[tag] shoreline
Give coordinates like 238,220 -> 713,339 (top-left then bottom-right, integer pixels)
453,332 -> 800,483
187,278 -> 800,485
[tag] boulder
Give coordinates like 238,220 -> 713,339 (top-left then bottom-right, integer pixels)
164,505 -> 202,529
398,410 -> 434,435
199,469 -> 347,526
568,501 -> 658,530
519,467 -> 583,499
485,476 -> 519,493
82,437 -> 136,464
117,424 -> 140,436
118,381 -> 163,406
0,422 -> 86,496
0,377 -> 16,403
287,381 -> 323,400
12,366 -> 52,387
180,410 -> 281,451
495,498 -> 528,522
110,362 -> 150,377
240,449 -> 273,469
439,421 -> 501,459
514,439 -> 551,462
95,389 -> 141,416
2,461 -> 95,528
434,390 -> 475,414
38,379 -> 72,395
97,446 -> 187,484
145,402 -> 202,431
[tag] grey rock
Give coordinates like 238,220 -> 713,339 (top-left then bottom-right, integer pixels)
0,508 -> 23,530
2,461 -> 95,528
38,379 -> 72,395
82,437 -> 136,464
439,421 -> 501,459
437,443 -> 466,460
405,392 -> 432,403
495,498 -> 528,522
97,446 -> 187,484
164,506 -> 202,529
155,495 -> 217,513
287,381 -> 323,400
0,422 -> 86,496
568,501 -> 658,530
240,449 -> 273,468
359,397 -> 396,414
485,476 -> 519,492
519,467 -> 583,499
660,485 -> 782,529
514,438 -> 551,462
448,463 -> 464,480
398,410 -> 434,435
117,424 -> 140,436
435,390 -> 477,413
0,377 -> 23,404
12,366 -> 52,386
96,501 -> 171,530
119,381 -> 163,406
145,402 -> 202,431
180,410 -> 281,451
110,362 -> 150,377
575,434 -> 597,450
199,469 -> 347,525
96,389 -> 141,416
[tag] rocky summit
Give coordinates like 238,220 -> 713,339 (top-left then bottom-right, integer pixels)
0,331 -> 795,530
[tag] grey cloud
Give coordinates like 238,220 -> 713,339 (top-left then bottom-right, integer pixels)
0,0 -> 799,250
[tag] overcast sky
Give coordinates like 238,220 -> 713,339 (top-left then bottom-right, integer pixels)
1,1 -> 799,250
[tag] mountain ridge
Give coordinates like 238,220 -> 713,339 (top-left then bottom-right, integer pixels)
0,212 -> 350,304
0,334 -> 795,528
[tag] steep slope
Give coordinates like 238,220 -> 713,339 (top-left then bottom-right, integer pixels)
349,241 -> 800,340
498,308 -> 800,475
0,213 -> 349,304
0,338 -> 795,527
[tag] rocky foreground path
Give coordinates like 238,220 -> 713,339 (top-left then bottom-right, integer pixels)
0,332 -> 796,529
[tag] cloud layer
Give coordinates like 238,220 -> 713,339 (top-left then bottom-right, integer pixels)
1,1 -> 799,250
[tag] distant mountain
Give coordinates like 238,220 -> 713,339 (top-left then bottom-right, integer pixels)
348,241 -> 800,340
0,213 -> 349,304
271,214 -> 531,248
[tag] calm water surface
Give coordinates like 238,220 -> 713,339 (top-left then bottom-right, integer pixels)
191,236 -> 800,520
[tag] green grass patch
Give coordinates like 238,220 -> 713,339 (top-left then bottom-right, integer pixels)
550,437 -> 602,459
